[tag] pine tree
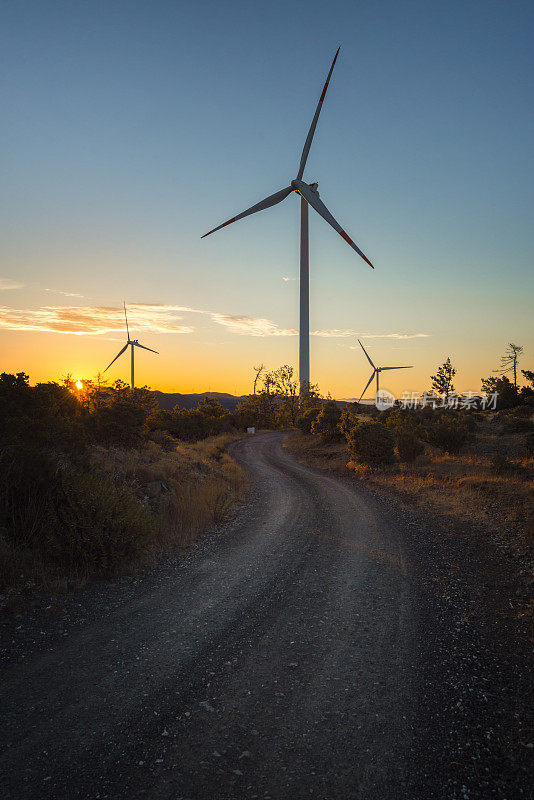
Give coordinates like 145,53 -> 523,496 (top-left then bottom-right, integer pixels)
430,357 -> 456,399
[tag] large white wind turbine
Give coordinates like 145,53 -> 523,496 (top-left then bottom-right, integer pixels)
103,303 -> 158,390
202,47 -> 374,388
357,340 -> 413,402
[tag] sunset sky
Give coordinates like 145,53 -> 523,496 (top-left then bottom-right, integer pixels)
1,0 -> 533,398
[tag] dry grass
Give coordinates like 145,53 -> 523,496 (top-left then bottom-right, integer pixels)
285,425 -> 534,559
0,434 -> 245,601
90,433 -> 246,555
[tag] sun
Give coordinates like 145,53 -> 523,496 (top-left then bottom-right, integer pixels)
75,379 -> 83,390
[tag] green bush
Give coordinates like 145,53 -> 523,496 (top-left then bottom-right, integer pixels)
397,429 -> 425,462
347,422 -> 395,466
425,417 -> 468,453
91,396 -> 149,447
338,406 -> 359,438
297,406 -> 320,434
311,400 -> 342,440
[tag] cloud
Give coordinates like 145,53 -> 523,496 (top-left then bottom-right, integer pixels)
211,314 -> 297,337
0,279 -> 24,291
0,303 -> 194,336
0,299 -> 430,343
309,330 -> 430,339
311,329 -> 355,338
45,289 -> 85,298
348,333 -> 430,346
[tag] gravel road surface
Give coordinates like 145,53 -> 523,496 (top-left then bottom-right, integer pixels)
0,432 -> 531,799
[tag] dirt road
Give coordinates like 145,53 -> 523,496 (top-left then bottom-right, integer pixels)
0,432 -> 530,799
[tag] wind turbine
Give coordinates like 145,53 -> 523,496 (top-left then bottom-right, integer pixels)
202,47 -> 374,388
103,303 -> 158,390
357,340 -> 413,402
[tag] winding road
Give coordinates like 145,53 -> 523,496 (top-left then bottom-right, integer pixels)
0,432 -> 529,799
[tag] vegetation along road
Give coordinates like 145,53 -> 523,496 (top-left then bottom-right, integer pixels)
0,432 -> 531,799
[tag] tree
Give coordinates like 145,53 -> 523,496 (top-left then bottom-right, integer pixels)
297,407 -> 320,434
480,375 -> 518,409
521,369 -> 534,388
494,343 -> 523,391
298,380 -> 321,413
252,364 -> 265,395
270,365 -> 299,426
430,357 -> 456,399
235,392 -> 278,430
197,396 -> 231,436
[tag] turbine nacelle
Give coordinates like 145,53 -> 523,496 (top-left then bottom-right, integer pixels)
291,179 -> 319,194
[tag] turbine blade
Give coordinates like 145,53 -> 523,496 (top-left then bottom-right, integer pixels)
380,366 -> 413,371
134,342 -> 159,354
104,343 -> 129,373
358,339 -> 375,369
297,47 -> 340,180
123,301 -> 130,340
358,370 -> 376,402
202,186 -> 293,238
294,180 -> 374,268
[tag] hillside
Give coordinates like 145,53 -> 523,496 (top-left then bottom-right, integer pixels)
151,391 -> 247,412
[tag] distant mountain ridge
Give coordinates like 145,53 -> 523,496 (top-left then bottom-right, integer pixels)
152,391 -> 364,412
151,391 -> 247,412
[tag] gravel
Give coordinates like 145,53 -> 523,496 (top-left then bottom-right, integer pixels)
0,432 -> 531,799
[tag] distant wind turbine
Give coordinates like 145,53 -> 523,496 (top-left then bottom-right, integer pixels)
104,303 -> 158,390
357,340 -> 412,401
202,47 -> 374,388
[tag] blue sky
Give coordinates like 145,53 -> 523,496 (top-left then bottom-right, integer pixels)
1,0 -> 533,395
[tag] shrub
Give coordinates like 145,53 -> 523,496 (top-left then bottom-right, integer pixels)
524,432 -> 534,457
91,396 -> 149,447
347,422 -> 395,466
297,407 -> 320,434
460,412 -> 479,432
235,393 -> 278,430
489,454 -> 527,477
502,415 -> 534,434
397,429 -> 425,462
311,400 -> 342,440
338,406 -> 359,438
425,417 -> 468,453
46,470 -> 153,575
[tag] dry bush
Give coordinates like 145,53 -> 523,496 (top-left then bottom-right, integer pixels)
90,433 -> 245,555
1,434 -> 245,596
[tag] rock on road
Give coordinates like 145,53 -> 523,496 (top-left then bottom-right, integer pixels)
0,432 -> 529,799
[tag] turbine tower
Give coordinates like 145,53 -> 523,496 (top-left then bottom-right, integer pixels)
357,339 -> 413,401
202,47 -> 374,388
103,303 -> 158,390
